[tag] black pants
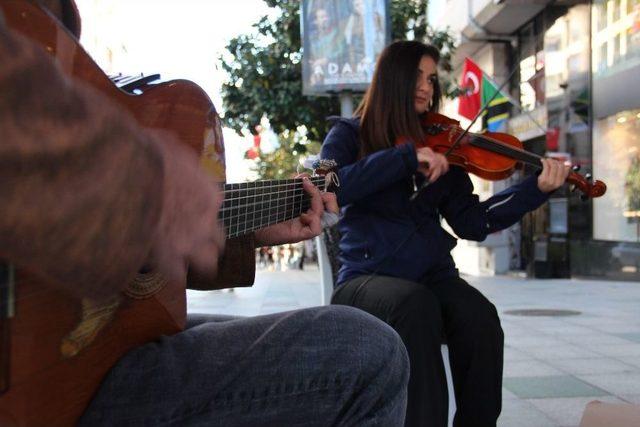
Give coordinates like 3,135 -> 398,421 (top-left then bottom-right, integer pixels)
332,274 -> 503,427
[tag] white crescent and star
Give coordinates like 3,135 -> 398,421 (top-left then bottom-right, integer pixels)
463,71 -> 480,95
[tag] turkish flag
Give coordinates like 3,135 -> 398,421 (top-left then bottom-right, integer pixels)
458,58 -> 482,120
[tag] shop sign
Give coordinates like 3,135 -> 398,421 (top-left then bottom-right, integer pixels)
507,106 -> 548,141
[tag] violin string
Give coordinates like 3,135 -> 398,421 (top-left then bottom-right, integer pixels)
449,129 -> 542,167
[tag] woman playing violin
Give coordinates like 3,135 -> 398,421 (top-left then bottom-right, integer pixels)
321,40 -> 570,427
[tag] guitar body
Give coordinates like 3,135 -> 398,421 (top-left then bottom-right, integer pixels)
1,273 -> 185,427
0,1 -> 226,425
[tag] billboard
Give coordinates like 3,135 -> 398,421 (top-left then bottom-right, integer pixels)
301,0 -> 390,95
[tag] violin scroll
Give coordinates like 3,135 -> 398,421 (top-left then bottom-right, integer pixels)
567,171 -> 607,200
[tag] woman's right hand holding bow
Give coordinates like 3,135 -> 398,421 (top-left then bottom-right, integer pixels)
416,146 -> 449,183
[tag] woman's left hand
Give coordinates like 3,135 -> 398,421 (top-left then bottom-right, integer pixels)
537,158 -> 571,193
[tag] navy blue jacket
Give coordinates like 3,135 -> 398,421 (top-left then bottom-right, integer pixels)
320,117 -> 550,286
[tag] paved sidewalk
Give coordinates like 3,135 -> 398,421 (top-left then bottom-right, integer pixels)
187,265 -> 640,427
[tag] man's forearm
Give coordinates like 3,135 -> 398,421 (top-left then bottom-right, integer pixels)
187,235 -> 256,290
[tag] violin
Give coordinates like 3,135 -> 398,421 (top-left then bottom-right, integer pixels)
412,111 -> 606,199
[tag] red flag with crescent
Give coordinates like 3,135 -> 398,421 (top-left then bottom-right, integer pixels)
458,57 -> 482,120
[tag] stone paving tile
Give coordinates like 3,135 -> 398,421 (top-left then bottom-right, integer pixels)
549,357 -> 639,376
576,372 -> 640,396
502,387 -> 519,400
506,335 -> 567,348
617,356 -> 640,369
614,332 -> 640,343
503,375 -> 609,399
593,323 -> 640,334
560,332 -> 637,346
520,344 -> 601,360
498,399 -> 559,427
504,346 -> 535,362
501,325 -> 540,338
621,394 -> 640,404
564,316 -> 619,326
586,343 -> 640,357
526,395 -> 624,427
530,324 -> 601,337
504,360 -> 564,378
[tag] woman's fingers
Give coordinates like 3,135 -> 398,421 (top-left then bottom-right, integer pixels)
416,147 -> 449,182
538,158 -> 570,193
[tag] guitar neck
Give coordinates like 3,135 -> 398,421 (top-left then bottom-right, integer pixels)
220,176 -> 326,238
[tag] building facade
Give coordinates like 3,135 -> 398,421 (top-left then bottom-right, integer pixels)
429,0 -> 640,281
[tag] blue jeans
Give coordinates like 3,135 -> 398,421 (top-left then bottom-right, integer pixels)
79,305 -> 409,426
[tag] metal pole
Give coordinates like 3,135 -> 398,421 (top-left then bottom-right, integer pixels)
339,91 -> 354,117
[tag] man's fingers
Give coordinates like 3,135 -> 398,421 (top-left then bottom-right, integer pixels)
299,212 -> 321,236
321,192 -> 339,214
302,177 -> 323,215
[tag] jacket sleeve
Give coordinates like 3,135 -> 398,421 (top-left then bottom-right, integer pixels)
439,167 -> 549,241
0,22 -> 166,301
320,121 -> 418,206
187,235 -> 256,290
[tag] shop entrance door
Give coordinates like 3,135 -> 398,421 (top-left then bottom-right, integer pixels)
520,137 -> 571,278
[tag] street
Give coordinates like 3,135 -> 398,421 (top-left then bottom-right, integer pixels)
187,265 -> 640,427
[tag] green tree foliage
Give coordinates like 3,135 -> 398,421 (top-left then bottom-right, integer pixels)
251,130 -> 322,180
221,0 -> 456,179
625,154 -> 640,214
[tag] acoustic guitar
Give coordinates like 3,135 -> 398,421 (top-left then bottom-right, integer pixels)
0,1 -> 331,425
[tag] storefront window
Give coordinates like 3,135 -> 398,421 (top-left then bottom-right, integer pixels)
592,0 -> 640,243
593,110 -> 640,242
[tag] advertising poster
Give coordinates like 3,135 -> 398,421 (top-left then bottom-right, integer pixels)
301,0 -> 389,95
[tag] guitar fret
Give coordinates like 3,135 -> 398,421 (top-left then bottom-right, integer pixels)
239,181 -> 248,236
220,177 -> 326,238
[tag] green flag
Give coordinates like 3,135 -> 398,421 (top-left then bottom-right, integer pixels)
481,76 -> 510,132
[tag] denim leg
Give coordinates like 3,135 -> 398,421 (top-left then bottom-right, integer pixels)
78,305 -> 409,427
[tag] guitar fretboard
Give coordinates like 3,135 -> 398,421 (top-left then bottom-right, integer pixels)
220,177 -> 326,238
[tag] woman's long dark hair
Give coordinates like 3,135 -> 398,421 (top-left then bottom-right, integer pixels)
354,41 -> 442,156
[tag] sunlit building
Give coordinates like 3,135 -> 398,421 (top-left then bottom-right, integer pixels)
429,0 -> 640,281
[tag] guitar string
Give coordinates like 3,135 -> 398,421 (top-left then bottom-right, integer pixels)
219,188 -> 314,213
222,190 -> 313,236
225,203 -> 313,238
220,177 -> 324,192
219,178 -> 325,211
221,178 -> 319,236
220,178 -> 325,201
